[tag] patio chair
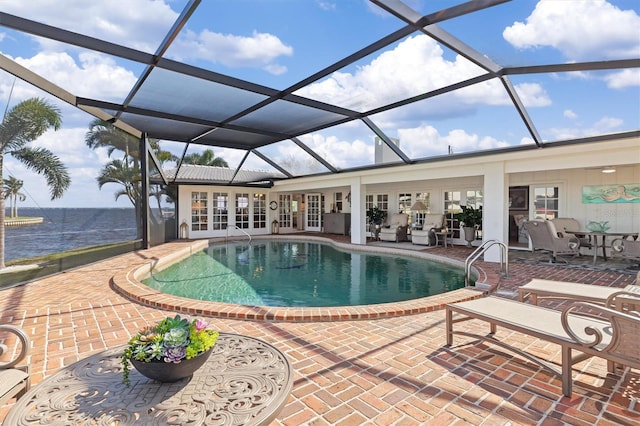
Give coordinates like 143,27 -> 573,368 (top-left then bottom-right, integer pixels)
518,278 -> 640,306
550,218 -> 592,251
523,219 -> 580,263
379,213 -> 409,243
0,324 -> 31,406
611,237 -> 640,264
411,213 -> 445,246
445,292 -> 640,397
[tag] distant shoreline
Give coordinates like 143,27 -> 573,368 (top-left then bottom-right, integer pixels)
4,217 -> 44,227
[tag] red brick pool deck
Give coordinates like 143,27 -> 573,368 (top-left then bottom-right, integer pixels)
1,235 -> 639,425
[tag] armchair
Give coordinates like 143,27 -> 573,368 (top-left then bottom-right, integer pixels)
550,218 -> 592,251
523,219 -> 580,263
411,214 -> 445,246
378,213 -> 409,243
0,324 -> 31,406
611,236 -> 640,264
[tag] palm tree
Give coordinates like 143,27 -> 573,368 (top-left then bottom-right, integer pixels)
183,149 -> 228,167
86,120 -> 144,235
3,176 -> 26,218
0,98 -> 70,268
85,120 -> 178,234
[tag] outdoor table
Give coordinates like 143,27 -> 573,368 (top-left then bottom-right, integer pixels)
5,333 -> 293,426
434,230 -> 453,248
566,231 -> 638,265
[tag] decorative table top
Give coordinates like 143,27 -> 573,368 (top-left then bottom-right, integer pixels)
6,333 -> 293,425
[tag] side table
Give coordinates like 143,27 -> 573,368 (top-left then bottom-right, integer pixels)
5,333 -> 293,426
435,230 -> 453,248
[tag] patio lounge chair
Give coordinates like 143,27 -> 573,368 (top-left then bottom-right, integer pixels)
523,219 -> 580,263
0,324 -> 31,406
445,293 -> 640,397
518,278 -> 640,306
379,213 -> 408,243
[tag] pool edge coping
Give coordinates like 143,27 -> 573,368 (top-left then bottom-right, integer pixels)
111,237 -> 487,322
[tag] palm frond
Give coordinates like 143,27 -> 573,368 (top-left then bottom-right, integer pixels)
12,147 -> 71,200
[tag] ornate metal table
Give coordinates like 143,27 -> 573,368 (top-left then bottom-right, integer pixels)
566,230 -> 637,264
5,333 -> 293,425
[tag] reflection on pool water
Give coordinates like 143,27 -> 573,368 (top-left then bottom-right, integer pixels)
142,240 -> 467,307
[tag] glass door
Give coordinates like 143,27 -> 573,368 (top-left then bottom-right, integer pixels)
533,186 -> 559,220
305,193 -> 322,232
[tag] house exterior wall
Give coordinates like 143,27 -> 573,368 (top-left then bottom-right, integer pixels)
176,137 -> 639,263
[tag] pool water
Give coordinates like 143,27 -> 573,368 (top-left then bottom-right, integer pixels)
142,240 -> 466,307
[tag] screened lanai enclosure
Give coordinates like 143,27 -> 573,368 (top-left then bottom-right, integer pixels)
0,0 -> 638,275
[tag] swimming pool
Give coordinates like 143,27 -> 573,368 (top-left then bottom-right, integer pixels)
142,240 -> 467,307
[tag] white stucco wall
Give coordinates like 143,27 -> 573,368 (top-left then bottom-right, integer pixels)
176,137 -> 639,263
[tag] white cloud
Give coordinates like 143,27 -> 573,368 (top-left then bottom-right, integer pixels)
564,109 -> 577,119
593,116 -> 624,131
317,2 -> 336,12
12,52 -> 137,101
297,34 -> 550,118
603,69 -> 640,89
512,83 -> 551,107
503,0 -> 640,60
547,115 -> 624,140
398,125 -> 511,158
0,0 -> 177,53
30,128 -> 96,167
170,29 -> 293,74
300,134 -> 372,169
298,35 -> 486,110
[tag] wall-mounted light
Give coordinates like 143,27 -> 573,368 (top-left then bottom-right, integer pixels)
601,166 -> 616,174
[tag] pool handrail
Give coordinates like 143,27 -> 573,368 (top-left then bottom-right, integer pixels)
464,240 -> 508,286
228,225 -> 252,244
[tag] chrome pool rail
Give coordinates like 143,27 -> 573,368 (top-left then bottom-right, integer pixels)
465,240 -> 508,286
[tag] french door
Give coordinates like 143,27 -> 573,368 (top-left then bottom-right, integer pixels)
305,193 -> 322,232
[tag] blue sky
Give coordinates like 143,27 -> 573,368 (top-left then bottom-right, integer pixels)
0,0 -> 638,208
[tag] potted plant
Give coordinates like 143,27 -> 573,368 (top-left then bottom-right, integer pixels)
457,205 -> 482,247
366,206 -> 386,225
121,315 -> 219,386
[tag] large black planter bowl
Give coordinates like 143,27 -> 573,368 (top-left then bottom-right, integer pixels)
131,347 -> 213,382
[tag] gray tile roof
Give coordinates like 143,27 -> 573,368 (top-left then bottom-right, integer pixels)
154,164 -> 285,186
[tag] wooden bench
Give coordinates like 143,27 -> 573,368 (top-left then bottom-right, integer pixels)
0,325 -> 30,406
445,294 -> 640,397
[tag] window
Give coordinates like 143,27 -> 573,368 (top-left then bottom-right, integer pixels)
443,190 -> 482,238
253,193 -> 266,229
212,192 -> 228,230
465,190 -> 483,210
533,186 -> 559,220
334,192 -> 343,212
444,191 -> 461,238
366,193 -> 389,221
408,192 -> 430,228
398,193 -> 412,213
191,191 -> 208,231
235,193 -> 249,229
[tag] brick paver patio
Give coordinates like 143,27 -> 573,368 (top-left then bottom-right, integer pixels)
1,236 -> 638,425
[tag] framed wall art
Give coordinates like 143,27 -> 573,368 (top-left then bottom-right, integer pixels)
582,184 -> 640,204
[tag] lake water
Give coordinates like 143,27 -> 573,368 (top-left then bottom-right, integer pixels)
3,208 -> 137,262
